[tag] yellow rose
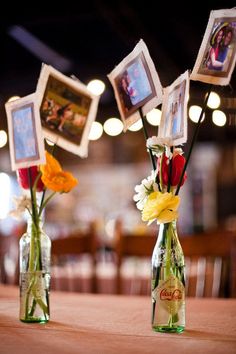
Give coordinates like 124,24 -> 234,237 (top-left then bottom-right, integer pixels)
142,191 -> 180,224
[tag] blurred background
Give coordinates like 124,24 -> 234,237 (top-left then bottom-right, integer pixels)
0,1 -> 236,294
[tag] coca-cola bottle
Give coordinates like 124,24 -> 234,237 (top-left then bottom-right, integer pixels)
151,220 -> 185,332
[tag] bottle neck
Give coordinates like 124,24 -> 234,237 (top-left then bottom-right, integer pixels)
157,220 -> 179,245
26,215 -> 44,233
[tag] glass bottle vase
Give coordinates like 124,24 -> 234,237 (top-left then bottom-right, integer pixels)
151,220 -> 185,333
19,217 -> 51,323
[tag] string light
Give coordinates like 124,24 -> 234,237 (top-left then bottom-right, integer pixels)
104,118 -> 123,136
87,79 -> 105,96
189,105 -> 205,123
89,121 -> 103,140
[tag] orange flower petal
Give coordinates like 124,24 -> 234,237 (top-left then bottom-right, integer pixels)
41,171 -> 78,193
40,151 -> 62,178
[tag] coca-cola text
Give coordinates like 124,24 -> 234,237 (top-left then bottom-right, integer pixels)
160,288 -> 182,301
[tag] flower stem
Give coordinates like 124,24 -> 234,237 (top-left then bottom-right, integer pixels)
27,168 -> 37,225
175,84 -> 212,195
167,147 -> 174,193
159,153 -> 164,192
164,223 -> 171,280
39,192 -> 56,217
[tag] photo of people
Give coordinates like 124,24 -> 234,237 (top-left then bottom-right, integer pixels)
202,22 -> 233,72
36,64 -> 99,157
108,39 -> 163,131
40,75 -> 90,142
158,71 -> 189,146
5,93 -> 45,171
191,8 -> 236,86
117,54 -> 153,117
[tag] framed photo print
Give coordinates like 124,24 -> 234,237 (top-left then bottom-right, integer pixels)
36,64 -> 99,157
5,93 -> 45,171
108,39 -> 163,131
191,8 -> 236,86
158,70 -> 189,146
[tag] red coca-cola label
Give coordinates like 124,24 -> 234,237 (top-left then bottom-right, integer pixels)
160,288 -> 182,301
152,275 -> 185,315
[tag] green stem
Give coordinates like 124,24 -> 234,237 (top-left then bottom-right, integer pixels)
24,274 -> 37,319
164,223 -> 172,280
28,299 -> 37,316
159,153 -> 164,191
27,169 -> 38,226
39,192 -> 56,216
167,147 -> 174,193
28,222 -> 37,272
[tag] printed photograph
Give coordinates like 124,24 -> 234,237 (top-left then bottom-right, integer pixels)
158,70 -> 189,146
37,64 -> 99,157
191,8 -> 236,86
108,39 -> 163,131
5,94 -> 45,171
115,53 -> 155,118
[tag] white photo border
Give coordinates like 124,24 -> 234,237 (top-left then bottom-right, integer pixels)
107,39 -> 163,132
36,64 -> 99,157
158,70 -> 189,146
191,8 -> 236,86
5,93 -> 45,171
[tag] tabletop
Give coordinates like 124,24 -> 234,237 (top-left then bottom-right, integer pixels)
0,285 -> 235,354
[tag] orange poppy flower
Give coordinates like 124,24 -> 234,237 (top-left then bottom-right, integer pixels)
40,151 -> 78,193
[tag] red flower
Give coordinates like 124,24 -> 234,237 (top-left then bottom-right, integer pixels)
159,154 -> 187,187
17,166 -> 44,192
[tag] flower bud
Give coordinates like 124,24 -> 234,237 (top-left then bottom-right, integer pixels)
17,166 -> 44,192
159,154 -> 187,187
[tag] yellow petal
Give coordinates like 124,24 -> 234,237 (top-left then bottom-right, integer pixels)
142,191 -> 180,224
157,209 -> 178,224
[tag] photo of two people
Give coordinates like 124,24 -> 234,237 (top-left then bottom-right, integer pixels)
191,8 -> 236,85
201,21 -> 235,74
158,70 -> 189,146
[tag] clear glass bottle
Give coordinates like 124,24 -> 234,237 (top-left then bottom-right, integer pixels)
19,217 -> 51,323
151,220 -> 185,333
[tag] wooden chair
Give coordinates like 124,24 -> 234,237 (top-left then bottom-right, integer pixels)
180,230 -> 236,298
51,221 -> 97,292
114,220 -> 156,294
0,233 -> 20,285
114,220 -> 236,298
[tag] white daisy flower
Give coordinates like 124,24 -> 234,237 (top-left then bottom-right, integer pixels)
133,171 -> 158,210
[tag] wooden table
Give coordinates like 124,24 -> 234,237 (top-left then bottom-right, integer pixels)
0,285 -> 235,354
